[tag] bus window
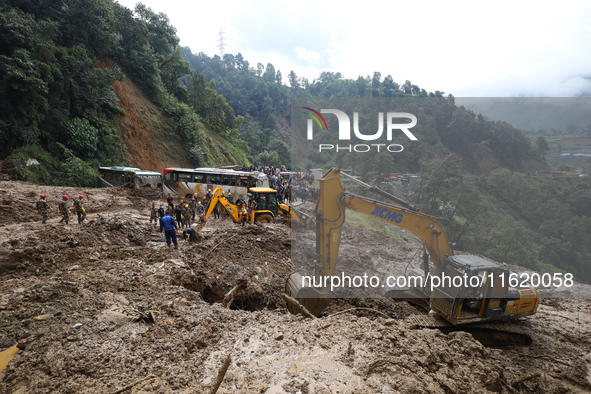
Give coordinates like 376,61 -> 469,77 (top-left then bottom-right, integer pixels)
228,175 -> 238,186
239,177 -> 248,187
165,172 -> 173,180
194,173 -> 206,183
247,179 -> 258,188
211,175 -> 221,184
177,172 -> 193,182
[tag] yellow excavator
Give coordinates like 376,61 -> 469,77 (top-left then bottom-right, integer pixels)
286,168 -> 539,344
193,186 -> 311,231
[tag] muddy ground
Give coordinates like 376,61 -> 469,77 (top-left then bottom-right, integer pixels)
1,181 -> 591,393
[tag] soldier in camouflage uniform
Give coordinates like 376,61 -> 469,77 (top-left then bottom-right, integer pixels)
73,195 -> 86,224
182,203 -> 192,228
36,194 -> 51,224
189,196 -> 197,221
150,202 -> 158,225
58,195 -> 70,224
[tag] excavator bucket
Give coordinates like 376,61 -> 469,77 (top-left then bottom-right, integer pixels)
192,217 -> 207,233
285,273 -> 331,317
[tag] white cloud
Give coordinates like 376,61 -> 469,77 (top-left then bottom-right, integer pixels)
115,0 -> 591,96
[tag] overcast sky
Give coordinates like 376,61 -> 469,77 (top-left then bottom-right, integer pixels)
115,0 -> 591,97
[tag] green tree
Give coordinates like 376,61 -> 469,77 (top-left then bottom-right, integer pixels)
266,138 -> 290,165
288,71 -> 299,89
486,215 -> 539,269
557,164 -> 571,171
262,63 -> 276,83
535,136 -> 550,159
65,118 -> 99,158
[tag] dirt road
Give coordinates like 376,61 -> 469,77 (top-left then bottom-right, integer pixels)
1,181 -> 591,393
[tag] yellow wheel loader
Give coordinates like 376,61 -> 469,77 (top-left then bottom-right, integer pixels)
193,186 -> 311,232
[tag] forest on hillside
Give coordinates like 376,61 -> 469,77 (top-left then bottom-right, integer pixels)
1,0 -> 545,182
181,49 -> 544,173
402,155 -> 591,283
0,0 -> 245,184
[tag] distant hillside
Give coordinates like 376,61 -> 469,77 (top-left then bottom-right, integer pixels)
456,98 -> 591,131
180,50 -> 551,177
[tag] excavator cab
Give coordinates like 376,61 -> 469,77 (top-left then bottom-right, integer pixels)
429,255 -> 536,325
248,188 -> 279,218
246,188 -> 279,223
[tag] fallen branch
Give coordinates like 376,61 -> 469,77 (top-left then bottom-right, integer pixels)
222,279 -> 247,308
209,354 -> 232,394
328,307 -> 391,319
56,142 -> 114,187
109,374 -> 157,394
282,293 -> 316,319
204,233 -> 238,259
512,372 -> 541,387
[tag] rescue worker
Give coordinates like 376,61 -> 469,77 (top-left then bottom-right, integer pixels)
189,196 -> 197,220
36,194 -> 52,224
213,201 -> 220,219
183,203 -> 192,228
157,204 -> 165,219
150,202 -> 158,225
73,195 -> 86,224
227,192 -> 234,204
240,204 -> 248,226
58,195 -> 70,224
167,194 -> 174,211
174,204 -> 183,228
183,227 -> 197,243
160,211 -> 178,248
197,201 -> 205,216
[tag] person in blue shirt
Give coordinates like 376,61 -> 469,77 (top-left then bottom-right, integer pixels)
183,227 -> 197,243
160,212 -> 178,248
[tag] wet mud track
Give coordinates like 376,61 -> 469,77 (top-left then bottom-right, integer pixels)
1,181 -> 591,393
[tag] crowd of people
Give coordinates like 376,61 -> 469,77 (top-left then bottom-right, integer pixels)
34,166 -> 320,249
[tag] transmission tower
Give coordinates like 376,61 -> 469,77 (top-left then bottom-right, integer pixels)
217,28 -> 227,57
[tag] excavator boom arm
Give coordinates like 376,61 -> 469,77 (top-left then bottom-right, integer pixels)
196,187 -> 242,230
316,168 -> 452,277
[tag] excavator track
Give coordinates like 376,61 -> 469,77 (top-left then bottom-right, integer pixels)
385,288 -> 431,312
408,314 -> 532,346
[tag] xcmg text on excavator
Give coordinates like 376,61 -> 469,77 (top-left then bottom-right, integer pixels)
193,186 -> 311,232
286,168 -> 539,344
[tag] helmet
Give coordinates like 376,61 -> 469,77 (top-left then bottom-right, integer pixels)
63,195 -> 69,200
79,195 -> 84,199
208,189 -> 211,192
191,197 -> 195,200
185,204 -> 189,208
40,194 -> 46,198
203,196 -> 206,200
180,200 -> 184,203
194,193 -> 198,196
229,192 -> 232,195
198,202 -> 202,205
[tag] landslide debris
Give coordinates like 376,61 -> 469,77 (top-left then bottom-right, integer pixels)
0,181 -> 590,393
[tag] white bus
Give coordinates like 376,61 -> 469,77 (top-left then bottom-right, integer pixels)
162,167 -> 269,201
98,167 -> 162,189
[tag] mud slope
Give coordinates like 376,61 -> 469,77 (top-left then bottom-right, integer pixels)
1,181 -> 591,393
